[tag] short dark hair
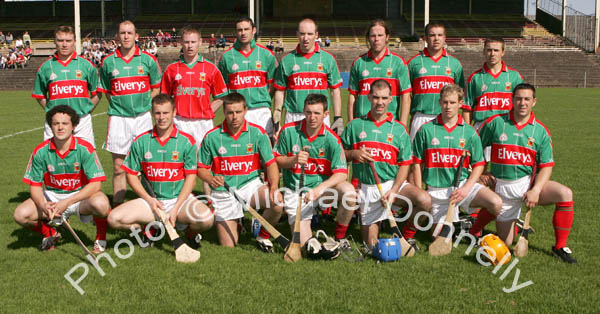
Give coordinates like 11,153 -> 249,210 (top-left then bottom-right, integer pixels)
425,22 -> 445,36
46,105 -> 79,127
513,83 -> 536,98
370,79 -> 392,94
235,17 -> 255,29
365,19 -> 390,45
152,94 -> 175,110
484,37 -> 505,50
55,25 -> 75,38
222,92 -> 247,109
304,93 -> 328,111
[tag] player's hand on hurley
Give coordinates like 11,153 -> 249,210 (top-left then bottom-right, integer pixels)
43,202 -> 57,220
479,172 -> 497,190
167,209 -> 178,227
304,185 -> 324,203
523,188 -> 541,208
208,175 -> 225,189
383,189 -> 396,205
450,186 -> 469,204
146,197 -> 164,219
296,150 -> 309,166
270,186 -> 283,205
331,116 -> 344,136
354,146 -> 374,163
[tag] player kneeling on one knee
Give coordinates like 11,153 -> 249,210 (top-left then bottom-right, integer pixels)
108,94 -> 214,247
341,79 -> 431,248
412,84 -> 502,239
197,92 -> 283,250
15,105 -> 110,253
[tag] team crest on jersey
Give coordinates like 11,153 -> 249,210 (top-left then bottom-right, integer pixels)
386,133 -> 394,143
49,73 -> 58,80
459,138 -> 466,148
218,146 -> 227,155
73,162 -> 80,172
112,69 -> 120,76
318,148 -> 325,157
172,151 -> 179,161
445,67 -> 452,75
419,67 -> 427,74
175,73 -> 182,81
386,68 -> 393,77
499,133 -> 508,141
481,84 -> 488,92
317,63 -> 324,71
292,144 -> 300,153
527,137 -> 535,147
200,72 -> 206,81
359,131 -> 367,139
292,64 -> 300,71
47,164 -> 55,172
137,66 -> 144,75
145,152 -> 153,159
431,137 -> 440,145
362,69 -> 370,77
232,63 -> 239,71
255,61 -> 262,69
75,70 -> 82,79
246,143 -> 254,153
505,82 -> 512,91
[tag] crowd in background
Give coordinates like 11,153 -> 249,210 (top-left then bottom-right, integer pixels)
0,30 -> 32,69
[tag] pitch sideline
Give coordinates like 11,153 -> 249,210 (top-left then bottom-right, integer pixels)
0,111 -> 107,141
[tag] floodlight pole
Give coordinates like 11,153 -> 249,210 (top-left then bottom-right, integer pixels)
410,0 -> 414,36
424,0 -> 430,29
595,0 -> 600,53
562,0 -> 567,37
101,0 -> 105,37
74,0 -> 82,55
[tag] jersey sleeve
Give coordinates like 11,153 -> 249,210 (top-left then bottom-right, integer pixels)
273,128 -> 289,157
327,58 -> 343,89
348,61 -> 359,95
266,53 -> 277,84
210,67 -> 228,98
160,66 -> 173,95
81,149 -> 107,182
218,57 -> 230,86
273,62 -> 287,90
397,61 -> 412,94
257,132 -> 276,167
87,64 -> 100,96
32,68 -> 47,99
340,122 -> 353,150
121,140 -> 142,175
412,128 -> 426,164
468,130 -> 485,167
465,75 -> 476,111
478,118 -> 494,148
183,141 -> 198,174
98,61 -> 111,93
455,62 -> 465,89
397,129 -> 412,165
328,135 -> 347,174
23,152 -> 44,186
537,130 -> 554,168
197,138 -> 213,169
148,58 -> 162,88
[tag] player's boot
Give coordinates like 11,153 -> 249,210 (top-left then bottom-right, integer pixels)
40,231 -> 62,251
406,238 -> 420,252
552,246 -> 577,264
93,239 -> 107,254
185,230 -> 202,250
256,237 -> 274,253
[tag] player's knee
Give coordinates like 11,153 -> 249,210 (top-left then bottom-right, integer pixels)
107,211 -> 124,229
559,186 -> 573,202
90,194 -> 110,217
13,208 -> 29,225
416,191 -> 432,210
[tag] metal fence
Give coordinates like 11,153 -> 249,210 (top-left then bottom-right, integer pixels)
538,0 -> 596,52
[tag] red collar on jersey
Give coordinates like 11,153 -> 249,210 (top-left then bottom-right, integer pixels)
152,125 -> 178,146
115,46 -> 141,63
301,119 -> 325,142
509,111 -> 536,130
423,47 -> 447,63
221,120 -> 248,141
234,39 -> 257,58
368,48 -> 390,64
436,114 -> 464,133
295,42 -> 320,59
49,135 -> 76,159
367,111 -> 393,127
483,61 -> 507,79
53,51 -> 78,67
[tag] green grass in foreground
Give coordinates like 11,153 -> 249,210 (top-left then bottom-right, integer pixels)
0,89 -> 599,313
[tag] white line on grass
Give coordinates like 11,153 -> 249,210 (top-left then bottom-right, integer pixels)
0,111 -> 107,141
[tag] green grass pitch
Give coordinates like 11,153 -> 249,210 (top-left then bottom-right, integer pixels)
0,89 -> 598,312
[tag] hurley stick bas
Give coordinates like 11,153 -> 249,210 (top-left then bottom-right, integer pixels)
513,162 -> 538,257
284,146 -> 309,263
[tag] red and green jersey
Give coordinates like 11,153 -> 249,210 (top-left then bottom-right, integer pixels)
218,40 -> 276,109
348,48 -> 412,119
23,137 -> 106,194
161,55 -> 228,119
274,43 -> 343,113
413,115 -> 484,188
341,112 -> 412,184
121,126 -> 197,200
32,52 -> 99,116
407,49 -> 465,115
274,120 -> 348,190
465,62 -> 523,123
99,46 -> 162,117
478,112 -> 554,180
198,121 -> 275,191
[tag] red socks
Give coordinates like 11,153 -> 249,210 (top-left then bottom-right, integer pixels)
553,201 -> 574,249
94,217 -> 108,241
401,221 -> 417,239
335,223 -> 349,240
30,221 -> 56,238
469,208 -> 496,237
258,227 -> 271,240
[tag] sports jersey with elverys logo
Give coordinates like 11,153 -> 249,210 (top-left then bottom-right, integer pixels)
407,48 -> 464,115
274,120 -> 348,190
23,137 -> 106,194
348,48 -> 412,119
219,40 -> 276,109
121,126 -> 197,200
98,46 -> 162,117
478,112 -> 554,181
274,43 -> 343,113
161,55 -> 228,119
341,112 -> 412,184
32,52 -> 99,116
465,62 -> 523,123
412,115 -> 484,188
198,121 -> 275,191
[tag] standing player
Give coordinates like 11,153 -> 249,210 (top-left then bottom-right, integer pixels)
99,20 -> 162,207
275,94 -> 356,247
348,19 -> 412,124
14,105 -> 110,253
161,25 -> 228,199
412,84 -> 502,238
219,17 -> 277,135
108,95 -> 214,247
197,93 -> 282,251
32,25 -> 101,146
407,22 -> 464,140
272,18 -> 344,135
342,80 -> 430,248
476,83 -> 576,263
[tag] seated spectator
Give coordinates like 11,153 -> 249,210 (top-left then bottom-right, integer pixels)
217,33 -> 226,50
171,27 -> 178,47
156,30 -> 165,47
23,31 -> 31,46
7,50 -> 16,69
0,32 -> 5,48
316,36 -> 322,47
266,39 -> 274,51
15,37 -> 24,49
16,51 -> 26,68
208,33 -> 217,53
148,29 -> 156,39
6,32 -> 13,47
146,39 -> 157,56
275,39 -> 284,54
0,54 -> 6,69
325,36 -> 331,47
164,31 -> 171,47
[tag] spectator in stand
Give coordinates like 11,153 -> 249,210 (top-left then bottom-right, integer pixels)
24,46 -> 32,60
164,30 -> 172,47
148,29 -> 156,40
171,27 -> 177,46
324,36 -> 331,47
216,33 -> 226,50
146,38 -> 157,56
15,37 -> 24,49
7,50 -> 16,69
208,33 -> 217,53
82,37 -> 91,52
275,39 -> 284,54
6,32 -> 13,47
23,31 -> 31,46
0,53 -> 6,69
16,50 -> 26,68
0,32 -> 5,48
266,39 -> 275,51
315,35 -> 322,47
156,29 -> 165,47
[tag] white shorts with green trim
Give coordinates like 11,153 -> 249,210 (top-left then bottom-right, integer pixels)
211,178 -> 264,222
428,180 -> 484,224
495,175 -> 531,222
104,111 -> 152,155
359,180 -> 409,226
44,190 -> 93,224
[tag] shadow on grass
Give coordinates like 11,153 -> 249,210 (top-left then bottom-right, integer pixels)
8,191 -> 30,204
7,228 -> 40,250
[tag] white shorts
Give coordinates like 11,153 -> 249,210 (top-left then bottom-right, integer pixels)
44,190 -> 93,224
285,112 -> 331,127
104,111 -> 152,155
45,113 -> 95,147
428,181 -> 484,224
473,121 -> 491,161
495,175 -> 531,222
174,116 -> 213,147
283,188 -> 320,225
410,113 -> 437,141
245,107 -> 273,136
211,178 -> 264,222
139,194 -> 196,230
359,180 -> 410,226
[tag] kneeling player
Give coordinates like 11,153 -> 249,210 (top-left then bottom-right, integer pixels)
108,95 -> 213,248
412,84 -> 502,238
14,105 -> 110,253
275,94 -> 356,251
342,80 -> 431,249
477,83 -> 576,263
197,93 -> 283,251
